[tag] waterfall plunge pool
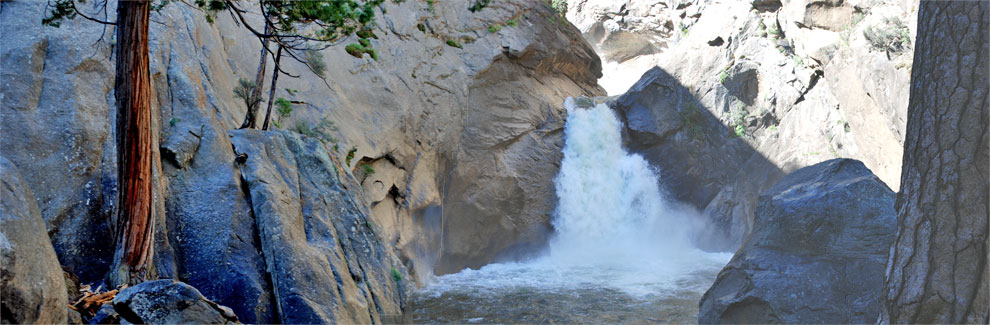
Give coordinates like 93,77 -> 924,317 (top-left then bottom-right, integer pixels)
408,98 -> 731,323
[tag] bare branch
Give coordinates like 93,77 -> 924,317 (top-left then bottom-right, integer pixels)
71,0 -> 116,25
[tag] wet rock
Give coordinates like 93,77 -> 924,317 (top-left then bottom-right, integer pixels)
113,280 -> 239,324
699,159 -> 896,323
0,157 -> 68,324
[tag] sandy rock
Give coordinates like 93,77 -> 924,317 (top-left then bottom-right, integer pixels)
0,157 -> 68,324
699,159 -> 896,323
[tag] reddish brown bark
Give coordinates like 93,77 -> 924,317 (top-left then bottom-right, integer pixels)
110,0 -> 154,286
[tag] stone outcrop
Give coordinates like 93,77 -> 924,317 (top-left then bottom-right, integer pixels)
568,0 -> 915,250
698,159 -> 896,323
0,0 -> 602,322
0,157 -> 68,324
113,280 -> 239,324
230,130 -> 404,324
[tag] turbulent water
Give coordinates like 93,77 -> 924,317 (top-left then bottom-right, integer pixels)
409,98 -> 731,323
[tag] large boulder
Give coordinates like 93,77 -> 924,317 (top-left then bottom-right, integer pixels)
0,157 -> 68,324
698,159 -> 896,323
113,280 -> 239,324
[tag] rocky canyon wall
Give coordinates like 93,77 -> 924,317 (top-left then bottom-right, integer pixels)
0,0 -> 602,322
568,0 -> 916,250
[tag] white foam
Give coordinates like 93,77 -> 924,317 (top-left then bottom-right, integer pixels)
420,98 -> 730,299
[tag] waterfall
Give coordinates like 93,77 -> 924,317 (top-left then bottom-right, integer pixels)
549,98 -> 692,265
412,98 -> 732,322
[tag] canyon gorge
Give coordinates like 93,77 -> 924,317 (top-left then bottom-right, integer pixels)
1,0 -> 986,323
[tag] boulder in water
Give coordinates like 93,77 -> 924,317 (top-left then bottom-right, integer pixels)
698,158 -> 895,323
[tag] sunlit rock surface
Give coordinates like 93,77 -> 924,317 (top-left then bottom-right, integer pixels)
568,0 -> 914,250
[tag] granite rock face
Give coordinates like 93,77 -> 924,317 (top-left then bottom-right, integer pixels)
567,0 -> 914,250
230,130 -> 405,324
698,159 -> 896,324
0,0 -> 602,322
0,157 -> 68,324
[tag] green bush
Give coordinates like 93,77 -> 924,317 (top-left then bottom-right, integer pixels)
733,124 -> 746,138
293,117 -> 338,144
305,50 -> 326,77
678,102 -> 704,140
344,41 -> 379,61
488,24 -> 502,33
361,164 -> 375,177
391,267 -> 402,282
468,0 -> 491,12
233,78 -> 262,109
549,0 -> 567,17
346,146 -> 358,166
445,39 -> 463,49
863,17 -> 911,53
505,18 -> 518,27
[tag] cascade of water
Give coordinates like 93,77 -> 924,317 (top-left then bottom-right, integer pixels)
549,98 -> 693,265
412,98 -> 732,321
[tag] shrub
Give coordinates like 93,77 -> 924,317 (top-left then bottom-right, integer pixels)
233,78 -> 262,109
468,0 -> 491,12
391,267 -> 402,282
505,18 -> 518,27
445,39 -> 463,49
487,24 -> 502,33
549,0 -> 567,17
718,68 -> 729,84
361,164 -> 375,177
305,50 -> 326,77
678,102 -> 704,140
293,117 -> 338,144
733,124 -> 746,138
344,41 -> 379,61
346,146 -> 358,166
863,17 -> 911,53
273,97 -> 292,129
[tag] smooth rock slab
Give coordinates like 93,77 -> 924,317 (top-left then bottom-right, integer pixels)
698,158 -> 896,324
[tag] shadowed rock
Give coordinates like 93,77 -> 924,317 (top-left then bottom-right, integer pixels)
113,280 -> 239,324
699,158 -> 895,324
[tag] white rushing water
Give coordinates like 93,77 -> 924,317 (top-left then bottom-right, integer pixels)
411,98 -> 731,323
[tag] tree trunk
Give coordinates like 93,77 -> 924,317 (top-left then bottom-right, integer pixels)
239,23 -> 271,129
261,46 -> 282,131
109,0 -> 154,286
880,1 -> 989,323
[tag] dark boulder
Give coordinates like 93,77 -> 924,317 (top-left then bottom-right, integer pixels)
699,158 -> 896,323
112,280 -> 239,324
